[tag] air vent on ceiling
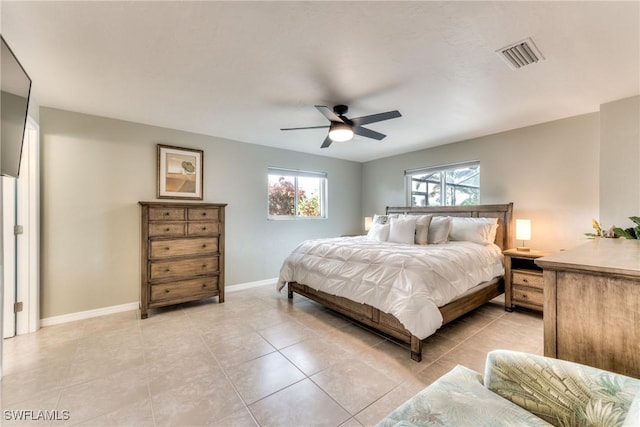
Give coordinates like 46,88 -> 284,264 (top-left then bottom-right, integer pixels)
496,37 -> 545,70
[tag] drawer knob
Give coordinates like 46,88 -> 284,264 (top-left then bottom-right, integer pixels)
202,212 -> 207,216
164,212 -> 170,216
202,264 -> 207,268
165,228 -> 171,232
165,247 -> 170,250
202,244 -> 207,248
523,278 -> 529,283
201,227 -> 207,231
202,284 -> 207,288
165,289 -> 170,293
165,268 -> 170,272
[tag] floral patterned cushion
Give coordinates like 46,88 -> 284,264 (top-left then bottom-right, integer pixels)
485,350 -> 640,427
624,391 -> 640,426
377,365 -> 552,426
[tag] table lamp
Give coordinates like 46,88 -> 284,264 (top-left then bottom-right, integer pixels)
515,219 -> 531,252
364,216 -> 373,232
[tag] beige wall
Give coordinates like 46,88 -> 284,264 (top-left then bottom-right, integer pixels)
39,96 -> 638,319
362,113 -> 601,252
40,108 -> 362,318
600,95 -> 640,229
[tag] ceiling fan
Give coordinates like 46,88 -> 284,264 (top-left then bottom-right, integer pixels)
280,105 -> 402,149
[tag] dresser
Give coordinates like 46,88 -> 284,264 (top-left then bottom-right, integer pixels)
139,201 -> 226,318
536,239 -> 640,378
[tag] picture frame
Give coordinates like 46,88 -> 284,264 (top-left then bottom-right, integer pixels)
157,144 -> 203,200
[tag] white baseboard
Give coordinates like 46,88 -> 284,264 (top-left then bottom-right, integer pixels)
40,302 -> 139,327
39,277 -> 278,327
226,277 -> 277,293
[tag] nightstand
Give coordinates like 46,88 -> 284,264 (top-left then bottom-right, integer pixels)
503,249 -> 551,313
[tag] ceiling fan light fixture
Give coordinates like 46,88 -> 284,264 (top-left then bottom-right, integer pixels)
328,122 -> 354,142
281,105 -> 400,148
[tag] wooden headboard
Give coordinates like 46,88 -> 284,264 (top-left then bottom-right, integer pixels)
386,203 -> 514,250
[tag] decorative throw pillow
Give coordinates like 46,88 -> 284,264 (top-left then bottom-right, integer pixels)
427,216 -> 452,244
388,216 -> 418,244
367,222 -> 390,242
371,213 -> 398,225
414,215 -> 433,245
449,217 -> 499,245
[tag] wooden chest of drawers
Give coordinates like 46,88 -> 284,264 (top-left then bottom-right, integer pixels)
139,201 -> 227,318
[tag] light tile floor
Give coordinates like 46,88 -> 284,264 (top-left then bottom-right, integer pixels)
1,284 -> 543,426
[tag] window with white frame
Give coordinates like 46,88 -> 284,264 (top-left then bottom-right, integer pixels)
405,162 -> 480,207
267,167 -> 327,219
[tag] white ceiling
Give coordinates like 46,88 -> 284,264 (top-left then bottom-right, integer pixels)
2,1 -> 639,162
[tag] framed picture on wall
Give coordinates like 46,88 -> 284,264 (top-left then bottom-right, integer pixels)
157,144 -> 203,200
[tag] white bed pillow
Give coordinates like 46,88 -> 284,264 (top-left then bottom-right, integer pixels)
367,222 -> 390,242
414,215 -> 433,245
428,216 -> 452,244
388,216 -> 418,244
449,217 -> 499,245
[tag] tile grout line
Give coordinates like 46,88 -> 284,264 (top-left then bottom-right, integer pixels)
429,308 -> 509,367
276,349 -> 355,425
137,314 -> 158,427
249,300 -> 379,425
188,310 -> 262,427
351,307 -> 511,424
53,319 -> 87,427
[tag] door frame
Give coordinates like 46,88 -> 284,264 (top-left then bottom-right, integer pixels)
17,118 -> 40,335
2,116 -> 40,339
2,178 -> 16,338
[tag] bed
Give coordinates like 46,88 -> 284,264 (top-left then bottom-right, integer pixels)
278,203 -> 513,361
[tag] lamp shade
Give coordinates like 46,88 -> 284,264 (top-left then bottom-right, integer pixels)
515,219 -> 532,241
328,123 -> 354,142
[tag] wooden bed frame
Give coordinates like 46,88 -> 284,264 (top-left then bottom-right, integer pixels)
287,203 -> 514,361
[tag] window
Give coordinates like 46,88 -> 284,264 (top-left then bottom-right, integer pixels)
268,167 -> 327,219
405,162 -> 480,207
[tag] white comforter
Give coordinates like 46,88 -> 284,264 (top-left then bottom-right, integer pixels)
277,236 -> 504,339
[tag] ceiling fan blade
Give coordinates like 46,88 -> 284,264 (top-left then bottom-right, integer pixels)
353,126 -> 386,141
320,135 -> 333,149
315,105 -> 344,123
280,125 -> 330,131
351,110 -> 401,126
